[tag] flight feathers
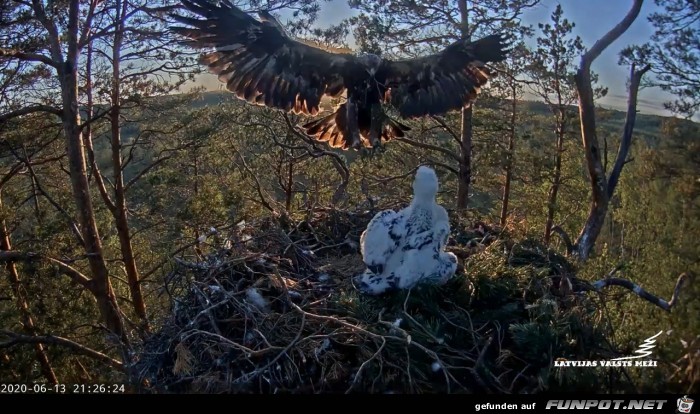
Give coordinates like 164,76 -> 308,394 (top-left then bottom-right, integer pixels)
172,0 -> 511,150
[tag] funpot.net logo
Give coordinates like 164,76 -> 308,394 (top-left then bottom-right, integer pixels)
677,396 -> 694,414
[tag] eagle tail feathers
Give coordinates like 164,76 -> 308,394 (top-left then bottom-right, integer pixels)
303,106 -> 410,149
302,108 -> 347,149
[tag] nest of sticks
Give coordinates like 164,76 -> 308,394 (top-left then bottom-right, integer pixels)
134,209 -> 604,393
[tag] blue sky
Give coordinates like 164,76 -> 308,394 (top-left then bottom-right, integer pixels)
200,0 -> 683,118
519,0 -> 674,117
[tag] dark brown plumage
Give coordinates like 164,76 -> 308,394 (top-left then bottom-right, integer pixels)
172,0 -> 510,149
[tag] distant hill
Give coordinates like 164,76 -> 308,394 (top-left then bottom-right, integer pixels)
173,91 -> 694,148
518,100 -> 670,146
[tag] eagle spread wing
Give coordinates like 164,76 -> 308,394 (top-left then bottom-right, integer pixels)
171,0 -> 363,116
377,34 -> 511,118
172,0 -> 510,149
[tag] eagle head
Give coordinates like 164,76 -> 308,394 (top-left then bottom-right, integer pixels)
413,166 -> 439,200
357,53 -> 382,76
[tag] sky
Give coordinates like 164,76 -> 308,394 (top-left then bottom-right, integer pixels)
199,0 -> 686,119
517,0 -> 675,117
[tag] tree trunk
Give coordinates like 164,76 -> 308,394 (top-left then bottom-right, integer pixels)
62,73 -> 125,342
61,1 -> 125,342
457,105 -> 473,209
1,352 -> 19,380
572,68 -> 609,260
573,65 -> 648,259
110,0 -> 148,326
192,143 -> 204,258
500,157 -> 512,227
544,123 -> 564,244
571,0 -> 644,260
23,147 -> 42,223
456,0 -> 473,210
500,88 -> 517,227
0,192 -> 57,384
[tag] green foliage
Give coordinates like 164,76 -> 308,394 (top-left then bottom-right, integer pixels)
621,0 -> 700,118
1,90 -> 696,391
585,117 -> 700,392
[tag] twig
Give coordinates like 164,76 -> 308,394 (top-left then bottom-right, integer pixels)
345,336 -> 386,393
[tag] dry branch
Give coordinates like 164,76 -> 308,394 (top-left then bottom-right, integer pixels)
7,147 -> 86,247
589,272 -> 690,312
606,63 -> 651,197
551,225 -> 574,255
579,0 -> 644,70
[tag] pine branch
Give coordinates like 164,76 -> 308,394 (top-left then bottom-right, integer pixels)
6,147 -> 86,247
0,329 -> 122,369
0,105 -> 63,123
0,48 -> 58,68
0,251 -> 93,291
397,136 -> 460,162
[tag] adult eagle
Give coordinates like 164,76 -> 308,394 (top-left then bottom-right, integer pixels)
172,0 -> 510,149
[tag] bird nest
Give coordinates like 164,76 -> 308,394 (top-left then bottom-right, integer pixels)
134,209 -> 605,393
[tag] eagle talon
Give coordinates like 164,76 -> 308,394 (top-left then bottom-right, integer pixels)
370,141 -> 384,155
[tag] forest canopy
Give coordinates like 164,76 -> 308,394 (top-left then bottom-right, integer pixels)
0,0 -> 697,393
